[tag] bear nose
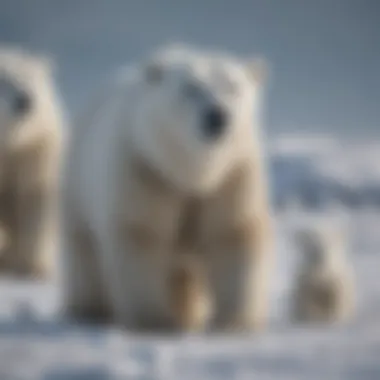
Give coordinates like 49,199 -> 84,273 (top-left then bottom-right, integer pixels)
13,91 -> 31,115
202,105 -> 228,141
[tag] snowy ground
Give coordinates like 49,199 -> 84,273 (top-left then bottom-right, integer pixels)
0,207 -> 379,380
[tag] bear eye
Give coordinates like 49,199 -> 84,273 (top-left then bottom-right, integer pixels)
13,91 -> 32,115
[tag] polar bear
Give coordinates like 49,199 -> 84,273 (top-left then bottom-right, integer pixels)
0,46 -> 65,279
290,225 -> 355,324
62,44 -> 273,332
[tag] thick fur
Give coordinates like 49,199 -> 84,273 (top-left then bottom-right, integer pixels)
62,44 -> 273,332
290,226 -> 355,324
0,47 -> 65,279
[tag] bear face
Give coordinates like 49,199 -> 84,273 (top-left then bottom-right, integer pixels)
0,48 -> 55,149
131,44 -> 268,195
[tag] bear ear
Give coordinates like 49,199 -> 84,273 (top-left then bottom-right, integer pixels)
144,59 -> 164,84
246,56 -> 270,85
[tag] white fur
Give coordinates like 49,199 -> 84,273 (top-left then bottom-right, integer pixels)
0,46 -> 65,278
290,225 -> 356,324
62,44 -> 270,330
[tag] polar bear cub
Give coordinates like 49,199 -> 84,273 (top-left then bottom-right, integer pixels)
0,46 -> 65,279
61,43 -> 273,332
290,225 -> 355,324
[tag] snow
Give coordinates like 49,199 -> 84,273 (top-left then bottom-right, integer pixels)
1,136 -> 380,379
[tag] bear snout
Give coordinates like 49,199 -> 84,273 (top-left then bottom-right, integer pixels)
201,105 -> 228,141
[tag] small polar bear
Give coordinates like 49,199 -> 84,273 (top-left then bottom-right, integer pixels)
0,46 -> 65,279
290,225 -> 355,325
62,43 -> 273,332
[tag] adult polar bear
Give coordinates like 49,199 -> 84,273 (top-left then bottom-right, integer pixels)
62,44 -> 273,332
0,47 -> 65,278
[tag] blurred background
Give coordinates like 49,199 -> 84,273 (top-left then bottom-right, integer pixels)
0,1 -> 380,379
1,0 -> 379,137
2,0 -> 380,212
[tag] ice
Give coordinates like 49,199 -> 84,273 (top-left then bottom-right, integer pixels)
1,136 -> 379,379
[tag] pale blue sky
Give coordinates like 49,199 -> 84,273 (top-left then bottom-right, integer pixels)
0,0 -> 379,137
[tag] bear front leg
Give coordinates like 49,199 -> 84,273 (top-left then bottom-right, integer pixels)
97,228 -> 173,332
167,252 -> 214,333
14,184 -> 57,279
14,143 -> 60,280
209,217 -> 273,333
0,222 -> 11,270
61,224 -> 111,325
